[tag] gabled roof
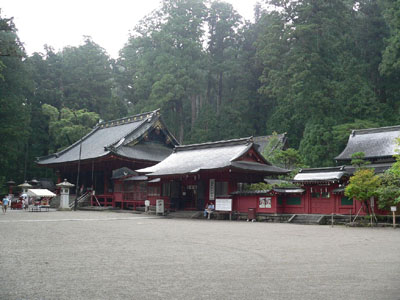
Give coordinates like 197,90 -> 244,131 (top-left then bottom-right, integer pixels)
335,125 -> 400,161
293,166 -> 349,183
137,137 -> 290,177
37,109 -> 179,166
253,133 -> 287,156
293,162 -> 394,183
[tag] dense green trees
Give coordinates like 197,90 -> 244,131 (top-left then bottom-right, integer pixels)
256,0 -> 395,165
3,0 -> 400,189
0,14 -> 31,193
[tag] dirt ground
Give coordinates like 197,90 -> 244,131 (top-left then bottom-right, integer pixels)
0,210 -> 399,300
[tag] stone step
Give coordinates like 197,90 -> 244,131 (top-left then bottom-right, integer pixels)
290,214 -> 325,225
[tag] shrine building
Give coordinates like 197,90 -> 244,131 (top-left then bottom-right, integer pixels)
36,109 -> 179,207
289,125 -> 400,216
136,137 -> 290,211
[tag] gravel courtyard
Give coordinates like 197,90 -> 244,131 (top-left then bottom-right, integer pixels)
0,210 -> 399,300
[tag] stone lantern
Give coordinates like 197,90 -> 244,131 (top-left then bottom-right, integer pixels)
18,181 -> 33,194
56,179 -> 75,210
29,178 -> 39,186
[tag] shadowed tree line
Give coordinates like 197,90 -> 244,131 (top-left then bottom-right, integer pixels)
1,0 -> 400,192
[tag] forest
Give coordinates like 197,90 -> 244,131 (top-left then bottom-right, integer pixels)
1,0 -> 400,190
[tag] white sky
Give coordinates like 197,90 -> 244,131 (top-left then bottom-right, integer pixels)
1,0 -> 260,58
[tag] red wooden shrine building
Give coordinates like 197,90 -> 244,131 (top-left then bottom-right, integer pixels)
37,110 -> 399,216
231,125 -> 400,217
136,137 -> 290,211
36,109 -> 179,207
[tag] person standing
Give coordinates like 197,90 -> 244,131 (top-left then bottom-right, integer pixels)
2,195 -> 9,213
21,193 -> 29,210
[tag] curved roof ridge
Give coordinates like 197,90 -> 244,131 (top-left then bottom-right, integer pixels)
298,166 -> 346,173
99,109 -> 159,128
336,125 -> 400,161
175,137 -> 253,152
351,124 -> 400,135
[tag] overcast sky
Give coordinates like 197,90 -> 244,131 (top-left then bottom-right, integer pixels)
1,0 -> 260,58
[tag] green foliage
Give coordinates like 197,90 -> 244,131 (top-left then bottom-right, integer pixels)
345,169 -> 381,204
272,148 -> 306,171
350,152 -> 371,169
246,180 -> 297,191
256,0 -> 395,165
0,12 -> 31,184
376,171 -> 400,209
379,0 -> 400,76
262,132 -> 281,159
247,182 -> 271,191
376,150 -> 400,209
3,0 -> 400,186
299,121 -> 336,167
118,0 -> 208,142
42,104 -> 99,152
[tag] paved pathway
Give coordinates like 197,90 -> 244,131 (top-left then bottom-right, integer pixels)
0,210 -> 399,300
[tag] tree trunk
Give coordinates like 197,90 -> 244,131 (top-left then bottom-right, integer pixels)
217,71 -> 223,115
198,94 -> 203,112
176,100 -> 184,143
206,72 -> 213,105
191,95 -> 196,130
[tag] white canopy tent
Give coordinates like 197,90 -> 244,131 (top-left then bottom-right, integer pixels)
27,189 -> 56,198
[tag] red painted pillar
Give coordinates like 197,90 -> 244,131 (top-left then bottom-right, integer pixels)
104,172 -> 108,195
331,187 -> 336,214
272,195 -> 277,214
305,187 -> 311,214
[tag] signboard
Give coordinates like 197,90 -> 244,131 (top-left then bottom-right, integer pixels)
215,198 -> 232,211
209,179 -> 215,201
391,206 -> 397,212
259,197 -> 272,208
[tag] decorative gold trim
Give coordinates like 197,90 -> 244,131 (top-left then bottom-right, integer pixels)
127,139 -> 138,146
153,120 -> 163,130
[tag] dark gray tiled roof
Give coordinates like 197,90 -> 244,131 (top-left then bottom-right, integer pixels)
231,188 -> 304,195
273,188 -> 305,194
293,166 -> 349,182
293,162 -> 394,182
253,133 -> 287,155
343,162 -> 393,175
230,190 -> 272,195
294,171 -> 347,182
37,110 -> 177,165
137,137 -> 289,176
115,144 -> 173,162
335,125 -> 400,161
264,179 -> 289,185
230,161 -> 289,174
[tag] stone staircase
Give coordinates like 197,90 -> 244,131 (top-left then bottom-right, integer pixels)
167,211 -> 203,219
288,214 -> 326,225
69,192 -> 91,209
